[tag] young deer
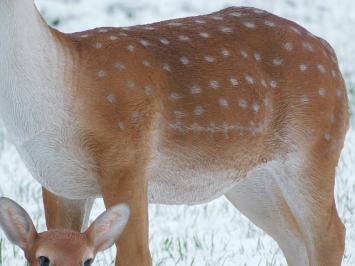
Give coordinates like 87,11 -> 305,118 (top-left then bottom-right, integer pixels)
0,197 -> 130,266
0,0 -> 349,265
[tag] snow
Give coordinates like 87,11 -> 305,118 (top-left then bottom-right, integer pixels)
0,0 -> 354,265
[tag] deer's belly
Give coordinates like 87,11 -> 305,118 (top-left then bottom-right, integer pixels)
147,153 -> 241,204
16,128 -> 241,203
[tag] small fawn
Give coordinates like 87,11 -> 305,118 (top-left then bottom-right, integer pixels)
0,0 -> 349,265
0,197 -> 130,266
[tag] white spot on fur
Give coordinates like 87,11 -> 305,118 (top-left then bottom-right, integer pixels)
230,12 -> 242,17
302,42 -> 314,52
174,110 -> 185,119
221,48 -> 231,57
209,80 -> 220,89
336,89 -> 341,97
144,85 -> 152,96
205,56 -> 215,63
318,88 -> 326,97
178,35 -> 190,42
98,70 -> 107,78
239,99 -> 248,109
140,39 -> 150,47
240,50 -> 249,59
107,94 -> 116,103
230,77 -> 239,87
169,92 -> 183,101
127,80 -> 135,89
118,122 -> 125,130
109,36 -> 118,41
253,103 -> 260,113
180,57 -> 190,65
143,60 -> 151,67
324,133 -> 331,141
261,79 -> 268,87
211,16 -> 224,21
131,111 -> 140,122
243,21 -> 256,29
290,26 -> 302,35
284,42 -> 293,51
195,19 -> 206,24
199,32 -> 210,38
331,69 -> 337,79
95,42 -> 103,49
317,64 -> 326,74
270,80 -> 278,88
253,9 -> 265,14
219,98 -> 229,108
115,63 -> 126,71
299,64 -> 308,72
193,106 -> 205,116
254,52 -> 262,61
300,95 -> 310,104
245,75 -> 255,85
191,85 -> 202,94
160,38 -> 170,45
272,58 -> 283,66
264,20 -> 276,27
163,63 -> 172,72
221,27 -> 233,33
127,45 -> 135,52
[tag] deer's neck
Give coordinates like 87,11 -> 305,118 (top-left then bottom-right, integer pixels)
0,1 -> 75,145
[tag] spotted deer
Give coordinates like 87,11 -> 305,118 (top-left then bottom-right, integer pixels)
0,0 -> 349,265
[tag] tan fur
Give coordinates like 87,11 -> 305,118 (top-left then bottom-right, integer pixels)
3,4 -> 350,266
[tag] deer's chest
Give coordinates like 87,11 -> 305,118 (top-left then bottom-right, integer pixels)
16,126 -> 101,199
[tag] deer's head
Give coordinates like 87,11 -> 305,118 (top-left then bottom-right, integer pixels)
0,197 -> 130,266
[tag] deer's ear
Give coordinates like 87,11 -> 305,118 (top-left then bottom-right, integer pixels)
85,203 -> 130,253
0,197 -> 37,251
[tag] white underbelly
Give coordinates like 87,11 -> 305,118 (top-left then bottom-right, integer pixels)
147,153 -> 241,205
16,128 -> 241,203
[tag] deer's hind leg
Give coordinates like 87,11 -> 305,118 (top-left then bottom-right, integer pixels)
226,162 -> 309,266
273,152 -> 345,266
226,151 -> 345,266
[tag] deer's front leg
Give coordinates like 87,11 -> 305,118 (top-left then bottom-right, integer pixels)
42,187 -> 94,231
100,167 -> 152,266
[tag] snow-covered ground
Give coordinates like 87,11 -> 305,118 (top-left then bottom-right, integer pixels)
0,0 -> 354,265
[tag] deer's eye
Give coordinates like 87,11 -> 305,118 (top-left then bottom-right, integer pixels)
84,258 -> 93,266
38,256 -> 50,266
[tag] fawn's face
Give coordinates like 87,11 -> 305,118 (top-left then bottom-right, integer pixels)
25,230 -> 95,266
0,197 -> 130,266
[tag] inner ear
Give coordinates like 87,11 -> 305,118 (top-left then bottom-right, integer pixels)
85,203 -> 130,253
0,197 -> 37,251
